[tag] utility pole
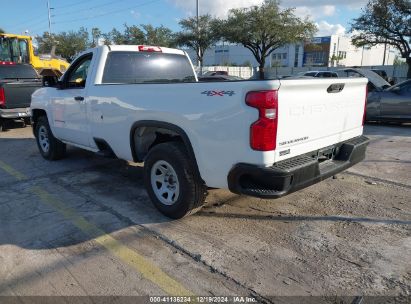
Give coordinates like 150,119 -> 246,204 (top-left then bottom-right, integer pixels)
47,0 -> 52,34
386,45 -> 390,65
196,0 -> 199,31
361,46 -> 365,66
196,0 -> 201,70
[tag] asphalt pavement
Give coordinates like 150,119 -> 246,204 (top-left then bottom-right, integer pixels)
0,123 -> 410,303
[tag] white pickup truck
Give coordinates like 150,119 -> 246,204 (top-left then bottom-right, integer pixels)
31,45 -> 369,218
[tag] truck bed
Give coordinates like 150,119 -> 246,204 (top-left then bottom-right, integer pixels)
1,79 -> 42,109
0,64 -> 42,119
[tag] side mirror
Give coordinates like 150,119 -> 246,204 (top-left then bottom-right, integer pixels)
42,76 -> 62,88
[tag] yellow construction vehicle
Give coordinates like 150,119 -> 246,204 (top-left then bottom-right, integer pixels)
0,33 -> 69,79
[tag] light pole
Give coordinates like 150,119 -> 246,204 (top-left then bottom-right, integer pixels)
46,0 -> 54,35
361,46 -> 365,66
196,0 -> 199,31
386,45 -> 391,65
196,0 -> 201,70
382,42 -> 387,65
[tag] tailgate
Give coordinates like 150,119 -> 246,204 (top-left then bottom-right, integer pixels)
276,78 -> 368,160
1,80 -> 42,109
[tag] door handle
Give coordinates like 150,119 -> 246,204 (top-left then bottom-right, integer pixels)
74,96 -> 84,101
327,83 -> 345,93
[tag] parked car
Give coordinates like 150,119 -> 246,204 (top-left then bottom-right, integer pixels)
198,75 -> 243,82
366,79 -> 411,123
31,45 -> 369,219
336,68 -> 391,92
0,62 -> 42,131
302,71 -> 338,78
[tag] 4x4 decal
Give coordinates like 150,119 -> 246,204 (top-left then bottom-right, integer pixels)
201,90 -> 235,97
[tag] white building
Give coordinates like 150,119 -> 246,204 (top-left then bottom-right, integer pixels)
304,35 -> 395,67
187,35 -> 395,68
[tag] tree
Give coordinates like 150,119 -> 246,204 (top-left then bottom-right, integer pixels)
350,0 -> 411,78
141,24 -> 176,47
102,25 -> 144,45
35,32 -> 54,54
91,27 -> 102,47
176,15 -> 220,70
36,28 -> 89,62
102,28 -> 126,45
330,54 -> 344,67
55,28 -> 89,61
219,0 -> 317,79
243,60 -> 252,67
123,24 -> 145,44
101,24 -> 175,46
0,28 -> 5,34
394,55 -> 406,66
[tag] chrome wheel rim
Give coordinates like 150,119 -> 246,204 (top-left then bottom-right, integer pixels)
150,160 -> 180,205
38,125 -> 50,153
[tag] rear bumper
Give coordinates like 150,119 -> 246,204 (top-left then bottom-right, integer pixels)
228,135 -> 370,199
0,107 -> 31,119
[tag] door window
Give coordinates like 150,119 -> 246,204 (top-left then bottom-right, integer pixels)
65,55 -> 92,88
18,39 -> 30,64
11,39 -> 20,62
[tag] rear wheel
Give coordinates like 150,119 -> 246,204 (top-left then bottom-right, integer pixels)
35,116 -> 66,160
144,142 -> 206,219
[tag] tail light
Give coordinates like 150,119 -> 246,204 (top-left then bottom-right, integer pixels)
138,45 -> 162,52
246,90 -> 278,151
0,88 -> 5,107
0,61 -> 15,65
362,85 -> 368,126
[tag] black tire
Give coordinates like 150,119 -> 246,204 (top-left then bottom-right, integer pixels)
24,118 -> 31,126
0,119 -> 4,132
144,142 -> 206,219
35,116 -> 66,160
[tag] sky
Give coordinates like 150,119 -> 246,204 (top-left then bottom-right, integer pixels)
0,0 -> 369,38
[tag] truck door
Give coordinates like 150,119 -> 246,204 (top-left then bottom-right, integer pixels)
52,53 -> 93,147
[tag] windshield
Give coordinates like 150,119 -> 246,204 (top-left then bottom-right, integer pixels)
102,52 -> 196,84
0,38 -> 12,62
386,80 -> 411,91
0,37 -> 30,64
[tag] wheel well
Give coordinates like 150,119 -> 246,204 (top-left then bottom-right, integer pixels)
130,121 -> 203,181
31,109 -> 47,132
132,126 -> 182,162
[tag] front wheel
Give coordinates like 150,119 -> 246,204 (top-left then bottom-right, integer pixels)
35,116 -> 66,160
144,142 -> 206,219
